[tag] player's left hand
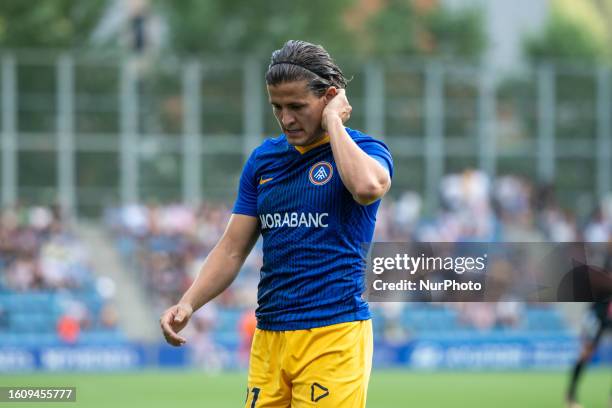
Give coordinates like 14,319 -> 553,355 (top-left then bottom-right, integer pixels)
322,88 -> 352,130
160,302 -> 193,347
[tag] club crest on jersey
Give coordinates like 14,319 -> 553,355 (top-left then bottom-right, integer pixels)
308,161 -> 333,186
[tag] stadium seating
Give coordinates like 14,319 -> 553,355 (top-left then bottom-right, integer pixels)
0,207 -> 127,348
106,199 -> 585,354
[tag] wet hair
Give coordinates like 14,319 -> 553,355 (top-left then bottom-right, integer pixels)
265,40 -> 347,96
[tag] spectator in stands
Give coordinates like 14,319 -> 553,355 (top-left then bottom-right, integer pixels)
57,314 -> 80,344
99,304 -> 119,330
107,169 -> 601,347
5,253 -> 42,291
238,309 -> 257,366
0,306 -> 8,330
188,305 -> 227,371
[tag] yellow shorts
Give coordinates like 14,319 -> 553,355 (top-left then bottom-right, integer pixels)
244,319 -> 373,408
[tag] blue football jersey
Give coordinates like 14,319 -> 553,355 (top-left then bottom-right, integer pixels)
233,127 -> 393,330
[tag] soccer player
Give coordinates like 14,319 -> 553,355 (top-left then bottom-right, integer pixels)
160,40 -> 393,407
566,301 -> 611,408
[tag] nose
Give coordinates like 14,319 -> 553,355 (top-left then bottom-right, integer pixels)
279,109 -> 296,127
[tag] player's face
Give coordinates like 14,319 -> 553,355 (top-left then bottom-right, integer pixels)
267,80 -> 327,146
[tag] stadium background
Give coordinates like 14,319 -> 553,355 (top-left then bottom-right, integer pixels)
0,0 -> 610,406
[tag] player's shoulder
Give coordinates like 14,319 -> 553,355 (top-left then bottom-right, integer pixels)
346,127 -> 394,178
345,127 -> 373,141
345,127 -> 390,149
249,134 -> 289,161
345,127 -> 392,158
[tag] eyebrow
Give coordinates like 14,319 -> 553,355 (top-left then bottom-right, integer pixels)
270,102 -> 305,108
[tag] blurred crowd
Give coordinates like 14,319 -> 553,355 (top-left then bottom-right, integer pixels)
376,170 -> 612,243
106,202 -> 259,365
106,170 -> 611,340
0,206 -> 88,291
106,203 -> 261,315
0,205 -> 118,343
3,170 -> 607,348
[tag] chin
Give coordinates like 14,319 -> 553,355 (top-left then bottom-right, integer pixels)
286,133 -> 311,146
286,131 -> 322,147
288,138 -> 309,147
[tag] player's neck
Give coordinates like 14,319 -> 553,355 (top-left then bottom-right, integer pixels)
294,133 -> 330,154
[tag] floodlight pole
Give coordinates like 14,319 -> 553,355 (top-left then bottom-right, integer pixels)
478,66 -> 496,178
365,62 -> 385,140
537,64 -> 555,184
120,60 -> 139,205
425,62 -> 444,212
182,61 -> 202,205
57,54 -> 76,215
596,67 -> 611,198
1,55 -> 17,208
243,56 -> 263,163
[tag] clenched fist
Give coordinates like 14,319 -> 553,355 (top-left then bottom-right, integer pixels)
322,88 -> 352,131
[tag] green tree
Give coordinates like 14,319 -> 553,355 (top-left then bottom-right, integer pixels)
525,13 -> 605,63
156,0 -> 357,56
524,0 -> 612,63
426,6 -> 485,60
364,0 -> 486,59
0,0 -> 107,48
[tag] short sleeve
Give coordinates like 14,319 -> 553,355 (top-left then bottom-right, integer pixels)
232,151 -> 258,217
356,138 -> 394,179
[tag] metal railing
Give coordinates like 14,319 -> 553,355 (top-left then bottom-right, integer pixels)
0,52 -> 610,216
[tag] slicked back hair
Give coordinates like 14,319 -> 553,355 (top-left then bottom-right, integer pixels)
265,40 -> 347,96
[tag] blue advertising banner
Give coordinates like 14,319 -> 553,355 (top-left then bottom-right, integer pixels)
0,345 -> 147,372
0,336 -> 609,372
375,336 -> 611,369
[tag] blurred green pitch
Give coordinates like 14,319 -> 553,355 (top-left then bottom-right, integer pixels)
1,369 -> 609,407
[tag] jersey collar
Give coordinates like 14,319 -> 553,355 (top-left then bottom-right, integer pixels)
293,134 -> 330,155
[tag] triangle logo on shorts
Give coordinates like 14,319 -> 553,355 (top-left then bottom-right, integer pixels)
311,383 -> 329,402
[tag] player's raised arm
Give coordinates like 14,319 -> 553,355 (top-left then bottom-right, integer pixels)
159,214 -> 259,346
323,88 -> 391,205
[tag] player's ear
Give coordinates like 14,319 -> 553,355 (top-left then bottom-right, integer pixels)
324,87 -> 337,103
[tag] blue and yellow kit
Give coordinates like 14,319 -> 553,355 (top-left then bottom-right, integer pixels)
233,127 -> 393,407
233,127 -> 393,330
